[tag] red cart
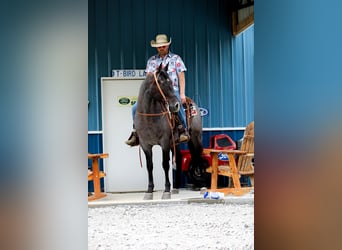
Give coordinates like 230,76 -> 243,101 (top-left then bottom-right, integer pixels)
181,134 -> 236,187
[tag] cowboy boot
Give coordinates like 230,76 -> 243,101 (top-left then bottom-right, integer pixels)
178,125 -> 189,143
125,131 -> 139,146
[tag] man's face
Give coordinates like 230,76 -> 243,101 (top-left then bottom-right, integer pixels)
156,45 -> 169,57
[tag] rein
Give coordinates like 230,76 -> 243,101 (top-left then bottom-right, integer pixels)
153,71 -> 168,103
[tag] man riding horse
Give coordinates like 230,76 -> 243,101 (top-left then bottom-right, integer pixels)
125,34 -> 189,146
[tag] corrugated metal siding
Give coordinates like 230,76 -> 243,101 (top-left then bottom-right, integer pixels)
231,25 -> 254,126
88,0 -> 254,130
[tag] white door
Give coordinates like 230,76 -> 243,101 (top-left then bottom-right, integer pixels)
101,77 -> 172,192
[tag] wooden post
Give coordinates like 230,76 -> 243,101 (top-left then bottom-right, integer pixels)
210,151 -> 218,190
88,153 -> 109,201
228,152 -> 241,189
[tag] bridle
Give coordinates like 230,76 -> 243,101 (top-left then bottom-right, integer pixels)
136,71 -> 171,118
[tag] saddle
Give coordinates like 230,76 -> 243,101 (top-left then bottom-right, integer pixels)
173,97 -> 198,134
184,97 -> 199,127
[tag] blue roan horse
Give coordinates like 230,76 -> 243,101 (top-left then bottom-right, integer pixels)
135,63 -> 204,200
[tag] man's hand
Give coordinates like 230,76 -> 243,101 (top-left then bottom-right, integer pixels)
180,93 -> 186,104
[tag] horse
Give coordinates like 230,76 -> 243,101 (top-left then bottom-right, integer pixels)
135,63 -> 204,200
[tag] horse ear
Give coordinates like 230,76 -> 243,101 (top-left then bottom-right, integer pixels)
157,63 -> 163,72
164,63 -> 169,72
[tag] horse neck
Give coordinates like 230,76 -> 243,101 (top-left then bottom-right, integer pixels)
141,97 -> 164,114
138,76 -> 167,115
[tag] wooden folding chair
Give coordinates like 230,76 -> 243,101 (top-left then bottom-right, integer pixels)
204,121 -> 254,196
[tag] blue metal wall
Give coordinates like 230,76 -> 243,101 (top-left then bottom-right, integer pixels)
88,0 -> 254,141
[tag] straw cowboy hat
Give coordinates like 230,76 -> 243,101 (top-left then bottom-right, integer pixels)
150,34 -> 172,47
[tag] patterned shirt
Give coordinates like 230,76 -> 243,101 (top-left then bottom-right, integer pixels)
145,51 -> 187,91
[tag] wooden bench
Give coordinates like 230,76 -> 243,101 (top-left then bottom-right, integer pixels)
205,121 -> 254,196
88,153 -> 109,201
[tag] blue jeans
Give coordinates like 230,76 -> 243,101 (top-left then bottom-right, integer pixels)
131,93 -> 187,129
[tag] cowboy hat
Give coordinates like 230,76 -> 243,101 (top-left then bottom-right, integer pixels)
150,34 -> 172,47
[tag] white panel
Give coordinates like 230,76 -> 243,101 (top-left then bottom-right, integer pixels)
101,77 -> 172,192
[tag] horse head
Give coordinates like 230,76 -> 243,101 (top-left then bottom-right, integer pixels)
149,63 -> 180,113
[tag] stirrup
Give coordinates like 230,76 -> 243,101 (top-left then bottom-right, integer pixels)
177,124 -> 189,143
179,132 -> 189,143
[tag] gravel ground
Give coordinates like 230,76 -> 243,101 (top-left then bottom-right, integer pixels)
88,203 -> 254,249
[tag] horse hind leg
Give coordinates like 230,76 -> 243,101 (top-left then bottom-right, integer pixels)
171,145 -> 182,194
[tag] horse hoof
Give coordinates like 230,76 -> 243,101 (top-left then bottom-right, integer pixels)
171,189 -> 179,194
161,192 -> 171,199
200,187 -> 208,194
143,193 -> 153,200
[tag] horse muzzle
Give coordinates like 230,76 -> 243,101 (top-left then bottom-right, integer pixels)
169,102 -> 180,113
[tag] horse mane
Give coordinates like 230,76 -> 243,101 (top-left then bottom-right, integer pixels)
137,65 -> 172,113
139,74 -> 153,93
137,74 -> 154,112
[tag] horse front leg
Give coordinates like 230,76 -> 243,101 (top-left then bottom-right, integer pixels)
161,149 -> 171,199
143,148 -> 154,200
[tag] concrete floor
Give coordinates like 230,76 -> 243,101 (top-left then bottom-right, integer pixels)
88,188 -> 254,208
